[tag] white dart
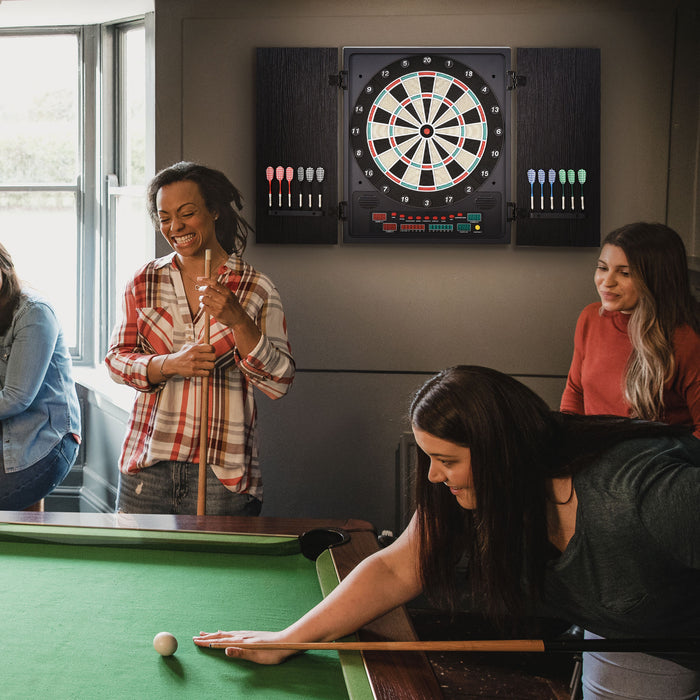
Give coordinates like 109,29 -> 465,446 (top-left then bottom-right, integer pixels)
305,167 -> 314,208
316,167 -> 325,209
297,167 -> 304,208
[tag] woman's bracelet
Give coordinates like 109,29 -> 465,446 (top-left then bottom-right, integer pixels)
160,354 -> 169,380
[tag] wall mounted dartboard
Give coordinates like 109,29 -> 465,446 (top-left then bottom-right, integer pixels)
343,47 -> 511,243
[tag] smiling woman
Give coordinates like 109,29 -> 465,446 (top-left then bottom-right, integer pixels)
561,221 -> 700,438
194,366 -> 699,700
104,162 -> 295,517
412,427 -> 475,509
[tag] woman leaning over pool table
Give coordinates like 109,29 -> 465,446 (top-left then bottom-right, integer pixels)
196,366 -> 700,700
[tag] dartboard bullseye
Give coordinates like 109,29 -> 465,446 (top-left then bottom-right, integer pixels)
350,54 -> 505,208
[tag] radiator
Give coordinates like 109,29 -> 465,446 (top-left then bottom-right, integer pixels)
396,431 -> 418,532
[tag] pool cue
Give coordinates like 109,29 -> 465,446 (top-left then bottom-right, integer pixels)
205,638 -> 700,653
197,248 -> 212,516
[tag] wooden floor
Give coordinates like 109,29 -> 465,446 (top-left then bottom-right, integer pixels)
409,609 -> 575,699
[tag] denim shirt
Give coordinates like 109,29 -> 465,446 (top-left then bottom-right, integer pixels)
0,291 -> 81,472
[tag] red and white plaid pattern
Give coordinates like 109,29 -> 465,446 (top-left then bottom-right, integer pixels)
105,253 -> 295,499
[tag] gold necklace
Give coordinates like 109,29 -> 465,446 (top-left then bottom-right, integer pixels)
177,254 -> 226,288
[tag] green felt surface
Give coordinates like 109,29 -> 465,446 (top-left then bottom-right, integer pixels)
0,526 -> 372,699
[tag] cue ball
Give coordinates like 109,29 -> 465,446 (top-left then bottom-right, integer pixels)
153,632 -> 178,656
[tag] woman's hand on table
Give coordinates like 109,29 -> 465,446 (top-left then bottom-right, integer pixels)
193,630 -> 297,665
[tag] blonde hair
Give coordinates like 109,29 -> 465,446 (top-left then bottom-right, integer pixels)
624,287 -> 673,420
603,223 -> 700,421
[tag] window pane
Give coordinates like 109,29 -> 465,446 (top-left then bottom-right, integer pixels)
113,191 -> 153,299
122,26 -> 145,186
0,34 -> 79,184
0,192 -> 78,346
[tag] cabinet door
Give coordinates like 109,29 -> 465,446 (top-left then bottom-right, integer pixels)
255,47 -> 339,244
515,48 -> 601,247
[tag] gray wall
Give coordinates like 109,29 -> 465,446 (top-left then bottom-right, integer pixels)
80,0 -> 696,532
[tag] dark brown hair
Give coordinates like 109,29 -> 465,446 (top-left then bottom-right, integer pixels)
409,365 -> 688,623
146,161 -> 253,256
0,242 -> 21,335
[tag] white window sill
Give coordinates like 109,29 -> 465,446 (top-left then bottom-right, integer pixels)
73,365 -> 134,418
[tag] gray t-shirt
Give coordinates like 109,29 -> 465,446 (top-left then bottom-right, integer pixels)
543,435 -> 700,645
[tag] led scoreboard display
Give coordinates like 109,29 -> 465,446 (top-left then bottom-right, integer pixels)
343,48 -> 511,243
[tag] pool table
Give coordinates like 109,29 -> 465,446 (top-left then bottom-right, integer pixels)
0,511 -> 441,700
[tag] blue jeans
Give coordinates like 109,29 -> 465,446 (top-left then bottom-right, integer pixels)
116,460 -> 262,516
582,631 -> 700,699
0,433 -> 79,510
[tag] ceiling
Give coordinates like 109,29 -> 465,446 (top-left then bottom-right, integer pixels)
0,0 -> 153,27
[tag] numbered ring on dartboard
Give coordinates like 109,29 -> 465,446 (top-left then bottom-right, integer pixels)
350,54 -> 504,208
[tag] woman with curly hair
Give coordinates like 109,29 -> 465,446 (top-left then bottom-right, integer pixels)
561,221 -> 700,438
105,162 -> 294,515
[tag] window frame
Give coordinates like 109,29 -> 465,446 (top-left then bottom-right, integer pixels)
0,25 -> 95,362
99,16 -> 154,361
0,16 -> 154,367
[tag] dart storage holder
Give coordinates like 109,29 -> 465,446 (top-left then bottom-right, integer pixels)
513,48 -> 601,246
255,46 -> 600,247
255,48 -> 339,244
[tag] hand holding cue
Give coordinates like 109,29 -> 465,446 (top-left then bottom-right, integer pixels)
197,249 -> 212,516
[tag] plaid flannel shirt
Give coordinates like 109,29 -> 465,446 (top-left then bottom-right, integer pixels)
104,253 -> 294,499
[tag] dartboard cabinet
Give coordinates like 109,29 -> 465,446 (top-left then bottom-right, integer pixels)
255,46 -> 600,246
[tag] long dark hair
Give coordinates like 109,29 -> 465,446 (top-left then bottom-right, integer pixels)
146,161 -> 254,256
410,365 -> 687,623
0,242 -> 21,335
602,222 -> 700,421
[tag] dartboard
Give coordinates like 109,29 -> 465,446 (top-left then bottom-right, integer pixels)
349,54 -> 505,208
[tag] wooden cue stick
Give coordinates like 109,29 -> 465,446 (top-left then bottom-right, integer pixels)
197,248 -> 212,516
207,640 -> 545,652
204,638 -> 700,653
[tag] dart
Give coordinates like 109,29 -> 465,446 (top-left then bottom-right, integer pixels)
265,166 -> 274,207
297,167 -> 304,207
275,166 -> 284,207
305,167 -> 314,208
567,169 -> 576,210
548,169 -> 556,210
577,169 -> 587,210
285,166 -> 294,208
527,169 -> 536,209
537,169 -> 545,210
316,166 -> 325,209
558,169 -> 566,209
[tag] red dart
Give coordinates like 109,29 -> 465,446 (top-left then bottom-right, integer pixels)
275,166 -> 284,207
265,166 -> 274,207
285,167 -> 294,208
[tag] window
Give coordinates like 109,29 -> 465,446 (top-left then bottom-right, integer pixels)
103,21 -> 152,354
0,19 -> 152,365
0,30 -> 82,351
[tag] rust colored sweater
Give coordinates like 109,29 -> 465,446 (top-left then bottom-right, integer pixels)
561,302 -> 700,439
